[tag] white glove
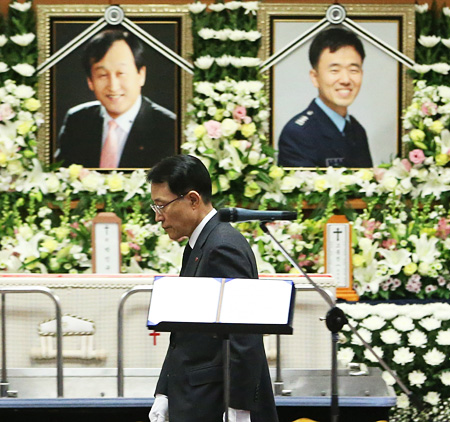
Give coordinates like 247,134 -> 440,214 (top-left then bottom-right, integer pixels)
149,394 -> 169,422
223,408 -> 251,422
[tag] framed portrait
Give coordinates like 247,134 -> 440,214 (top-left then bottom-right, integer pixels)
36,4 -> 193,170
258,4 -> 415,168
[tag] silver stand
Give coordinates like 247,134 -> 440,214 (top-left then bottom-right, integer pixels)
259,221 -> 416,422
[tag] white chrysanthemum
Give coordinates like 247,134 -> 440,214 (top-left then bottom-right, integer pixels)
382,371 -> 396,386
225,1 -> 242,11
407,329 -> 428,347
0,62 -> 9,73
12,63 -> 35,77
239,57 -> 261,67
188,2 -> 207,13
198,28 -> 216,40
245,30 -> 262,42
380,328 -> 401,344
216,55 -> 233,67
415,3 -> 429,13
392,347 -> 415,365
396,393 -> 410,409
194,56 -> 215,70
9,2 -> 32,12
364,346 -> 384,363
423,348 -> 446,366
351,327 -> 372,346
443,6 -> 450,17
242,1 -> 259,14
10,33 -> 35,46
424,391 -> 440,405
432,62 -> 450,75
208,3 -> 225,12
408,370 -> 426,386
361,315 -> 386,331
419,317 -> 441,331
436,329 -> 450,346
392,316 -> 415,332
440,371 -> 450,386
413,64 -> 431,74
418,35 -> 441,48
337,347 -> 354,366
441,38 -> 450,48
0,35 -> 7,47
405,304 -> 432,320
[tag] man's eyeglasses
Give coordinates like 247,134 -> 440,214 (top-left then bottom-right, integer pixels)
151,195 -> 185,216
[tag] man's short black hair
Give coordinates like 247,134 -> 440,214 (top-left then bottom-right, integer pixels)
309,27 -> 365,69
82,28 -> 145,77
147,155 -> 212,204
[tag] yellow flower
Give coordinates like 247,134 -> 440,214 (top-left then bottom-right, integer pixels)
420,227 -> 435,236
24,98 -> 41,112
17,121 -> 34,135
213,108 -> 225,121
314,178 -> 327,192
42,238 -> 58,253
120,242 -> 130,255
418,262 -> 429,275
54,227 -> 71,241
0,152 -> 7,166
107,174 -> 124,192
194,125 -> 207,139
429,120 -> 444,134
68,164 -> 83,179
409,129 -> 425,143
6,160 -> 23,174
241,122 -> 256,138
356,169 -> 373,181
435,153 -> 449,166
403,262 -> 417,276
269,165 -> 284,180
244,181 -> 261,198
56,245 -> 72,260
352,254 -> 365,267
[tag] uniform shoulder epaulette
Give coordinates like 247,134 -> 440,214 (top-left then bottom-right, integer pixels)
295,109 -> 314,127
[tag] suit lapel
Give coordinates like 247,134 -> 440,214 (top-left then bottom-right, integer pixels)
182,215 -> 221,277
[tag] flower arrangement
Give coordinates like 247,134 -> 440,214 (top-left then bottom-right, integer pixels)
338,302 -> 450,418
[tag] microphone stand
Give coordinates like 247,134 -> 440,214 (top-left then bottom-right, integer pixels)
259,222 -> 415,422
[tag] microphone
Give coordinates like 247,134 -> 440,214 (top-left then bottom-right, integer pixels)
218,207 -> 297,223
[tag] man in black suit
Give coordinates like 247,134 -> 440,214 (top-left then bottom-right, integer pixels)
147,155 -> 278,422
55,29 -> 175,169
278,27 -> 372,168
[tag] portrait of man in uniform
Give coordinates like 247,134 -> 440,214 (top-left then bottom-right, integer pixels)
277,27 -> 373,168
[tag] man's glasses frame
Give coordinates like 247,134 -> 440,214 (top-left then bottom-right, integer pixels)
151,194 -> 185,216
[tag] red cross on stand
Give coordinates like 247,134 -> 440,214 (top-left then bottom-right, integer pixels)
149,330 -> 160,345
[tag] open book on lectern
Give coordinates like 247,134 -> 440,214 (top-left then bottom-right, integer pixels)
147,276 -> 295,335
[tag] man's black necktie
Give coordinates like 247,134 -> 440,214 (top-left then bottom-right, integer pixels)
181,244 -> 192,274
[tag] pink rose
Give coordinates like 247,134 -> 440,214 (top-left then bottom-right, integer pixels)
204,120 -> 222,139
78,168 -> 91,180
373,167 -> 386,182
409,149 -> 426,164
421,102 -> 437,116
232,106 -> 247,121
401,158 -> 412,172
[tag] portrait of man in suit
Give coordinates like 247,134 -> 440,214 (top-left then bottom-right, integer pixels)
277,27 -> 373,168
147,155 -> 278,422
55,29 -> 176,169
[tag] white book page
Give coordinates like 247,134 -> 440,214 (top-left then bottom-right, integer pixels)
219,278 -> 293,324
148,277 -> 222,325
